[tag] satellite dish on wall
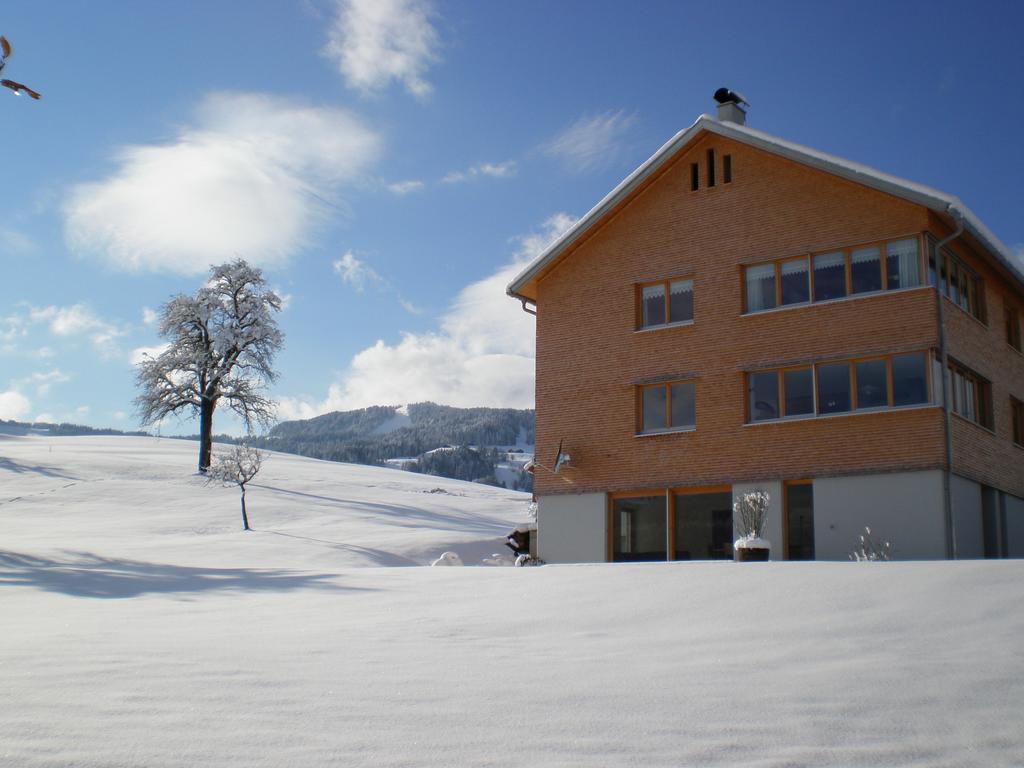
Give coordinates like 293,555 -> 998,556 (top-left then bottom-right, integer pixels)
553,438 -> 572,474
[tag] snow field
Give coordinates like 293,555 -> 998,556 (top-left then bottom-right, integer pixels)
2,436 -> 1023,767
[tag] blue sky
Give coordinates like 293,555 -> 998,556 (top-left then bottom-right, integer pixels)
1,0 -> 1022,433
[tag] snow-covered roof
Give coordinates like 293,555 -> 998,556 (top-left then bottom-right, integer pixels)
507,114 -> 1024,300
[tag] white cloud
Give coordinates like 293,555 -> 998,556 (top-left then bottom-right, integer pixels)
64,92 -> 382,274
544,110 -> 636,172
34,347 -> 55,359
399,297 -> 423,315
387,179 -> 425,195
19,369 -> 70,397
324,0 -> 440,98
130,344 -> 171,367
333,251 -> 382,291
0,390 -> 31,420
279,213 -> 576,418
34,412 -> 55,423
28,304 -> 126,359
142,307 -> 158,325
273,289 -> 293,311
441,160 -> 517,184
112,410 -> 127,422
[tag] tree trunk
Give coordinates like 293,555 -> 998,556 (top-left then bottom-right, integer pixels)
240,488 -> 250,531
198,397 -> 214,472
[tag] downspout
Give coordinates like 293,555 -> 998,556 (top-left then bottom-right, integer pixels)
518,297 -> 537,316
934,205 -> 964,559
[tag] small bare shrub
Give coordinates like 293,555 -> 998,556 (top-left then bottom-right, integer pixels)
734,489 -> 769,540
206,443 -> 264,531
850,526 -> 893,561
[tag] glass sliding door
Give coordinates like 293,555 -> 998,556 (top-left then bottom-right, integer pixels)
611,495 -> 666,562
673,491 -> 734,560
785,482 -> 815,560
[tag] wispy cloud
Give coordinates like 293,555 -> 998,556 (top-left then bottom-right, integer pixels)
27,304 -> 127,359
0,226 -> 36,255
64,92 -> 382,275
142,307 -> 158,326
333,251 -> 383,292
130,344 -> 171,367
544,110 -> 636,172
18,369 -> 71,397
278,213 -> 576,419
441,160 -> 517,184
324,0 -> 441,99
386,179 -> 425,195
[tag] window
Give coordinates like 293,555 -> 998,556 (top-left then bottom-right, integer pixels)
817,362 -> 851,414
723,154 -> 732,183
813,251 -> 847,301
947,359 -> 992,429
886,238 -> 920,290
748,371 -> 779,422
891,352 -> 928,406
707,149 -> 716,188
744,264 -> 777,312
780,258 -> 810,305
1012,397 -> 1024,447
785,481 -> 814,560
639,381 -> 696,433
929,247 -> 985,322
1006,305 -> 1022,352
674,491 -> 734,560
611,496 -> 666,562
850,246 -> 882,294
746,351 -> 931,423
783,368 -> 815,416
639,279 -> 693,328
690,162 -> 699,191
744,236 -> 924,314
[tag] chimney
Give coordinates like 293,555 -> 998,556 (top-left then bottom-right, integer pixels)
713,87 -> 748,125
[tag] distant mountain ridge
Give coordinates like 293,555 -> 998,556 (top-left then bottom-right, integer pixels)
258,402 -> 535,490
0,419 -> 148,437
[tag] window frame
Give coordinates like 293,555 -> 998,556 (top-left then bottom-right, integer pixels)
928,245 -> 987,324
1005,303 -> 1022,353
947,358 -> 993,430
1012,397 -> 1024,448
636,276 -> 695,330
743,234 -> 926,315
745,350 -> 934,424
636,379 -> 697,435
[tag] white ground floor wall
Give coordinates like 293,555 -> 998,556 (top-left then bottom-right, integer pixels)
537,470 -> 1024,563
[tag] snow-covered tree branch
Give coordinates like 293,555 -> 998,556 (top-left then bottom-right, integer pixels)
134,259 -> 283,472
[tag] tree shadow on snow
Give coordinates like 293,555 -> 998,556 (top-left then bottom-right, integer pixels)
260,530 -> 419,566
0,550 -> 366,598
252,484 -> 511,535
0,456 -> 79,481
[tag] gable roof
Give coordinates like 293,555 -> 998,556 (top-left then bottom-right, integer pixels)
507,114 -> 1024,301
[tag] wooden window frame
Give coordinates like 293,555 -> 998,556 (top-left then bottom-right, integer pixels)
744,234 -> 926,314
1005,304 -> 1022,352
637,380 -> 696,434
1012,397 -> 1024,448
746,350 -> 933,424
782,479 -> 813,561
932,247 -> 987,324
636,276 -> 694,330
947,359 -> 993,430
607,486 -> 733,563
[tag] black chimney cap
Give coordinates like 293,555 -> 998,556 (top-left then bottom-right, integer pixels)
714,87 -> 749,107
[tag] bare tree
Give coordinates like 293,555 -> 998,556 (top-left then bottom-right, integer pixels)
206,444 -> 264,531
135,259 -> 283,472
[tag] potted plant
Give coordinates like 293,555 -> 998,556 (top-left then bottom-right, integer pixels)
733,489 -> 771,562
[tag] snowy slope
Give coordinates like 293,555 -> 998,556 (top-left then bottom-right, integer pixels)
2,436 -> 1023,767
0,435 -> 531,569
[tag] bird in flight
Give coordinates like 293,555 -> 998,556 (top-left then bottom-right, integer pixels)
0,36 -> 42,100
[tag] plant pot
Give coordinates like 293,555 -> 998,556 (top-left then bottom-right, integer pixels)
734,546 -> 770,562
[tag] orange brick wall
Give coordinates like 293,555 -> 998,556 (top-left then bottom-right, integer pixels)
534,134 -> 958,496
932,213 -> 1024,498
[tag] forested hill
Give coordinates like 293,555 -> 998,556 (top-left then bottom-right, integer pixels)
259,402 -> 534,472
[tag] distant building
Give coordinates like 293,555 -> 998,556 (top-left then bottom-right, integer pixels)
508,93 -> 1024,562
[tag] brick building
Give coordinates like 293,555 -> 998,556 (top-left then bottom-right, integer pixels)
507,95 -> 1024,562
